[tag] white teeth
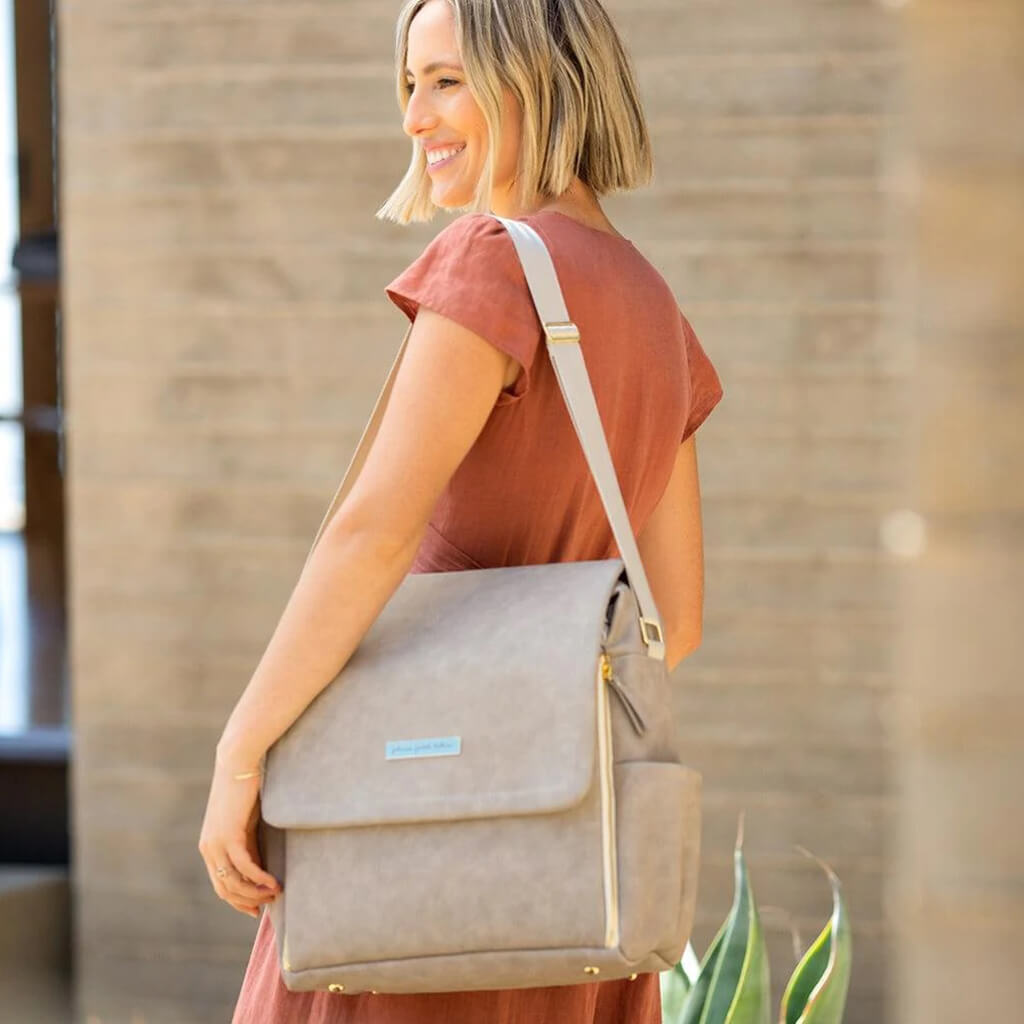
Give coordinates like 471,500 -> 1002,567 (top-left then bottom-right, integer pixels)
427,144 -> 465,165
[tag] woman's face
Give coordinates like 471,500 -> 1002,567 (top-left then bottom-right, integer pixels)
402,0 -> 522,212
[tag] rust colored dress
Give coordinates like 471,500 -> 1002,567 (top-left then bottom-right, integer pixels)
231,207 -> 724,1024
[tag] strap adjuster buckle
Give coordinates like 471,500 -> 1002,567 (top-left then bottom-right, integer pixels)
543,320 -> 580,344
639,617 -> 663,648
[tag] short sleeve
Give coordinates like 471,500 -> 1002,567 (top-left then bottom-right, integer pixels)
384,213 -> 545,407
680,309 -> 724,443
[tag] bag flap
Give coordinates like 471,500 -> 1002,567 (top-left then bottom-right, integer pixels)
260,558 -> 626,829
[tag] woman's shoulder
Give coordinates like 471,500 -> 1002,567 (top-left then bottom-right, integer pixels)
422,211 -> 510,251
385,212 -> 529,308
395,213 -> 526,288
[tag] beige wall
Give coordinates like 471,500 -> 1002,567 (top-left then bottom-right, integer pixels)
890,1 -> 1024,1021
61,2 -> 905,1020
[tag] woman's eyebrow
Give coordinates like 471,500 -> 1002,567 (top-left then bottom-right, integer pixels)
404,60 -> 464,78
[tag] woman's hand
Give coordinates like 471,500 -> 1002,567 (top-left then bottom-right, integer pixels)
198,760 -> 282,919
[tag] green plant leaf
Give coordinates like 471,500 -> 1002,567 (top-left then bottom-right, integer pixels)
669,921 -> 727,1024
718,871 -> 771,1024
778,849 -> 852,1024
662,941 -> 705,1017
662,960 -> 695,1022
694,813 -> 772,1024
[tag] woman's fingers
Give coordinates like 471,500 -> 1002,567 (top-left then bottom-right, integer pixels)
221,887 -> 264,918
219,861 -> 279,903
228,839 -> 282,894
203,852 -> 278,917
203,860 -> 253,917
197,772 -> 279,920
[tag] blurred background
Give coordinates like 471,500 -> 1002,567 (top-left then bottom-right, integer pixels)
0,1 -> 1019,1021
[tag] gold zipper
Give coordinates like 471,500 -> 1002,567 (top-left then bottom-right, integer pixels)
596,653 -> 620,948
600,652 -> 646,735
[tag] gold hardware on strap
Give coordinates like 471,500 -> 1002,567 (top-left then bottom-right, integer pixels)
328,983 -> 345,993
639,617 -> 663,647
629,972 -> 638,980
583,965 -> 600,975
543,320 -> 580,344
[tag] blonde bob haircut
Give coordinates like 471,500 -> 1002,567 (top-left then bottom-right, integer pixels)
376,0 -> 653,224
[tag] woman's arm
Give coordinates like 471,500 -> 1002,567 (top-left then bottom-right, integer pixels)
214,520 -> 423,772
636,433 -> 706,675
214,306 -> 515,772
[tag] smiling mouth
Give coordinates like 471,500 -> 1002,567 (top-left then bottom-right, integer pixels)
426,145 -> 466,171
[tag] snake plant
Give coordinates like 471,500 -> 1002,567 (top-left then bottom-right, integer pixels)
661,816 -> 852,1024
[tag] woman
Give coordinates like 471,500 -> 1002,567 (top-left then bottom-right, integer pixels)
202,0 -> 724,1020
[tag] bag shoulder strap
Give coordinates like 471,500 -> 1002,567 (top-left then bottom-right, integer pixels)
303,213 -> 666,660
489,215 -> 665,656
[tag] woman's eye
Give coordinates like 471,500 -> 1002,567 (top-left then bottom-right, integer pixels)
404,78 -> 459,94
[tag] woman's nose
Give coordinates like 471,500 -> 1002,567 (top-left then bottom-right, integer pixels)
403,88 -> 438,137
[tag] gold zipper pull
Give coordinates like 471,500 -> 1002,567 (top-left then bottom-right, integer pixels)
599,653 -> 647,736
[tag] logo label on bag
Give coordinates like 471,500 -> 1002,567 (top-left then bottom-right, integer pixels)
385,736 -> 462,760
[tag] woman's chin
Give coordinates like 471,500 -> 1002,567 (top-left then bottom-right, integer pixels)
431,186 -> 473,210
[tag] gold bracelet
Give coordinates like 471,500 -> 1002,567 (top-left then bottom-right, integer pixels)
232,768 -> 263,780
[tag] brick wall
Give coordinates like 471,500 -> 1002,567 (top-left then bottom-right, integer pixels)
60,2 -> 903,1020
